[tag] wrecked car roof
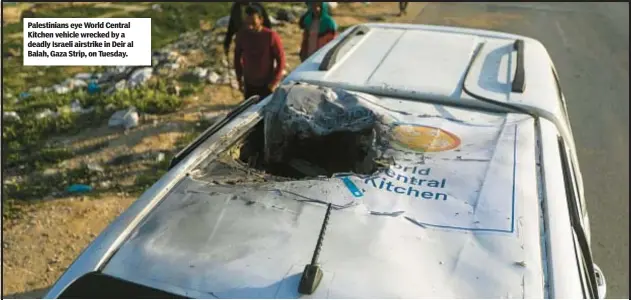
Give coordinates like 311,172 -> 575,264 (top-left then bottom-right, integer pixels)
100,84 -> 546,298
286,23 -> 565,125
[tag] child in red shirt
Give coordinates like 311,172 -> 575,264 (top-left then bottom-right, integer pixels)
234,5 -> 286,101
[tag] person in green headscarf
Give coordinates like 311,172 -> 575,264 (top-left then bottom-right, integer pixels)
299,2 -> 338,62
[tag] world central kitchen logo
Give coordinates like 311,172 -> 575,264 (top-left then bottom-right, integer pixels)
341,124 -> 458,200
391,124 -> 461,153
362,165 -> 449,201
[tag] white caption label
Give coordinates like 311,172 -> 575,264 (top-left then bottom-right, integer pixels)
23,18 -> 151,66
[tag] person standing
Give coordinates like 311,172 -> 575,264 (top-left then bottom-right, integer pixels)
398,2 -> 409,16
223,2 -> 272,54
299,2 -> 338,62
234,5 -> 286,101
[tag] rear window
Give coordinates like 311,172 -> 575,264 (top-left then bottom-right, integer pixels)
58,272 -> 187,299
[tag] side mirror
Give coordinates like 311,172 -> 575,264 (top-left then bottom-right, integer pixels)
593,264 -> 607,299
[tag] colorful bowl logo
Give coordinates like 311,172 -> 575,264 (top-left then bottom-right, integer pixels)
391,124 -> 461,153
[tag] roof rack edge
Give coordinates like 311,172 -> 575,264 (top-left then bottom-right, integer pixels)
462,41 -> 534,117
512,39 -> 526,93
319,25 -> 371,71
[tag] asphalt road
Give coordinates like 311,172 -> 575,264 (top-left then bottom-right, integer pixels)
415,2 -> 629,298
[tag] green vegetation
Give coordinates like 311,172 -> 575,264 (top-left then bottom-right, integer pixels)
134,153 -> 172,191
4,164 -> 95,202
0,1 -> 297,217
2,111 -> 211,220
2,2 -> 233,92
2,2 -> 227,177
114,2 -> 232,49
37,4 -> 119,18
2,4 -> 124,94
2,77 -> 187,172
3,4 -> 120,35
134,113 -> 219,191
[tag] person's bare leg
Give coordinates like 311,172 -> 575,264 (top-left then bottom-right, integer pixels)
399,2 -> 409,17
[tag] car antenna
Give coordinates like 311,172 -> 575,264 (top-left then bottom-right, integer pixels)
298,203 -> 333,295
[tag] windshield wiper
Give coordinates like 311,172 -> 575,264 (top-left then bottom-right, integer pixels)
298,203 -> 333,295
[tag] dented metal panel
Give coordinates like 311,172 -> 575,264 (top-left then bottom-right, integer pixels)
102,85 -> 545,298
286,24 -> 567,132
365,30 -> 480,97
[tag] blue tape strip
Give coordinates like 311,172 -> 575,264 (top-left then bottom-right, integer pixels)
333,125 -> 518,233
340,177 -> 364,198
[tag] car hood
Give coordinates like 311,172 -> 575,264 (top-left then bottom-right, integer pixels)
101,89 -> 546,298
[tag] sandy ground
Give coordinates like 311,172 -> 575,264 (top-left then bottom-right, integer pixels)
2,2 -> 427,298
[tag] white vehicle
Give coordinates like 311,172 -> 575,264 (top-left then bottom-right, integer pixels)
45,23 -> 607,299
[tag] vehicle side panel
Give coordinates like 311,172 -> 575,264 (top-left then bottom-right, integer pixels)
43,100 -> 267,299
538,118 -> 583,298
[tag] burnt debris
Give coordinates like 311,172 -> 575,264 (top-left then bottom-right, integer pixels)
193,83 -> 391,183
